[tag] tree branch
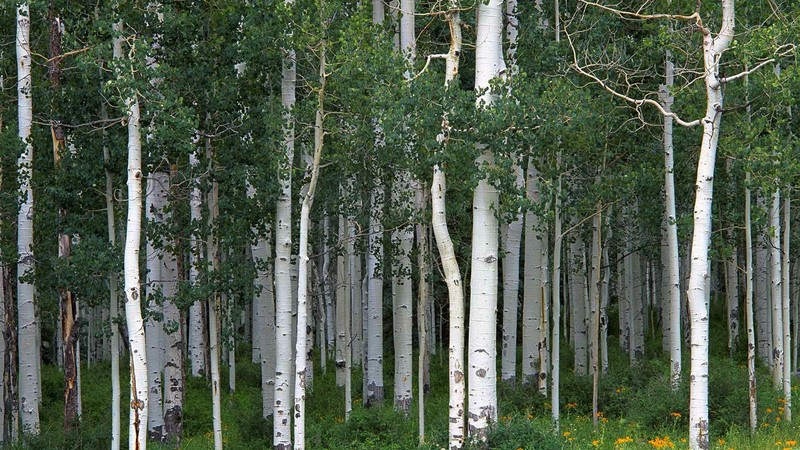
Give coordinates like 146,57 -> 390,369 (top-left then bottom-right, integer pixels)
564,27 -> 701,127
407,53 -> 449,82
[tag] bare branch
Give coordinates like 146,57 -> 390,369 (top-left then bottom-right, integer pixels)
407,53 -> 448,82
581,1 -> 703,24
721,44 -> 796,84
564,27 -> 701,127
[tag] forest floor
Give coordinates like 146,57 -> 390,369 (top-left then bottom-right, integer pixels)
15,335 -> 800,449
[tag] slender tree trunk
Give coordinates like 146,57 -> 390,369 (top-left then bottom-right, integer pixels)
659,54 -> 682,386
551,154 -> 562,431
756,193 -> 771,366
104,73 -> 121,447
570,239 -> 588,374
253,223 -> 276,420
206,151 -> 222,450
162,172 -> 183,443
770,189 -> 783,388
145,174 -> 166,442
782,195 -> 791,420
745,172 -> 757,434
501,163 -> 523,385
122,69 -> 148,450
336,212 -> 348,388
16,1 -> 41,434
522,163 -> 543,385
274,18 -> 296,446
189,150 -> 207,377
591,205 -> 602,427
415,183 -> 429,444
431,5 -> 464,446
293,36 -> 326,447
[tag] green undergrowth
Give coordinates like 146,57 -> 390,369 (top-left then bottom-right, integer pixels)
10,340 -> 800,449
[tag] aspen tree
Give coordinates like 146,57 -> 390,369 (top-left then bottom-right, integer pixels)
293,28 -> 327,446
188,148 -> 206,377
145,174 -> 166,441
274,0 -> 296,443
16,0 -> 41,434
429,2 -> 465,446
468,0 -> 505,440
745,171 -> 757,434
118,21 -> 149,446
365,0 -> 386,405
205,139 -> 222,450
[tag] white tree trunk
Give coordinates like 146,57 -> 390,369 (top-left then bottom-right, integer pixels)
391,174 -> 414,413
600,223 -> 609,375
145,174 -> 166,442
103,60 -> 121,446
366,180 -> 385,404
745,172 -> 757,434
161,175 -> 183,442
659,57 -> 682,386
501,163 -> 523,384
188,150 -> 206,377
16,2 -> 41,434
756,194 -> 771,365
551,156 -> 563,430
631,251 -> 645,363
322,215 -> 335,359
770,189 -> 784,388
293,44 -> 326,446
468,0 -> 505,440
273,29 -> 296,448
431,5 -> 464,445
521,163 -> 543,385
251,222 -> 275,420
207,168 -> 223,450
782,196 -> 791,420
570,239 -> 588,374
123,89 -> 148,450
687,5 -> 734,447
336,212 -> 348,388
349,213 -> 363,369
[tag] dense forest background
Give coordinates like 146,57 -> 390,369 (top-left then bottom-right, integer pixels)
2,0 -> 800,449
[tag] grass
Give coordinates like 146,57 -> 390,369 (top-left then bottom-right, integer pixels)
11,337 -> 800,449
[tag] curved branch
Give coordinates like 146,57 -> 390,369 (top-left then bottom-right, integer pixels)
565,27 -> 701,127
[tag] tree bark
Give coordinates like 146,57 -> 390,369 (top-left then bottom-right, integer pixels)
16,1 -> 41,434
188,150 -> 207,377
293,36 -> 326,447
122,72 -> 148,450
273,19 -> 296,446
686,4 -> 734,447
745,172 -> 757,435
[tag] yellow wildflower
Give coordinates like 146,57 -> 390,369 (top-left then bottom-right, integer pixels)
785,440 -> 797,446
593,440 -> 600,447
563,431 -> 571,437
647,435 -> 674,449
718,439 -> 725,445
670,412 -> 681,418
615,436 -> 634,445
